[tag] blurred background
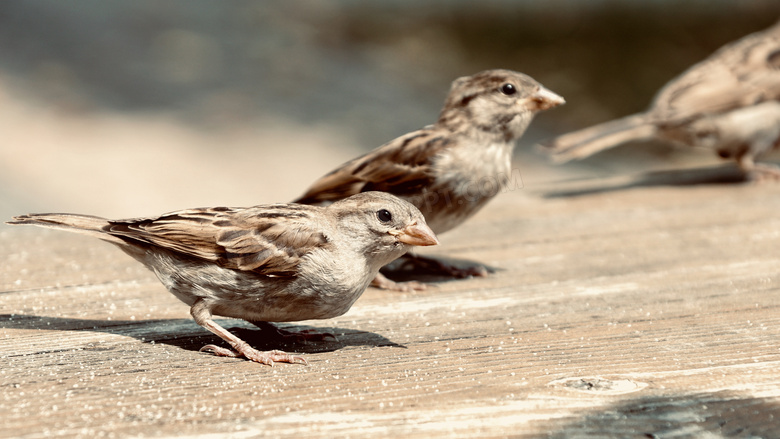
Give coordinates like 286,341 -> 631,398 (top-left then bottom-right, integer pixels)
0,0 -> 778,221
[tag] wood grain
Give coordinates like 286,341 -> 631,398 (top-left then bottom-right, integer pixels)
2,172 -> 779,438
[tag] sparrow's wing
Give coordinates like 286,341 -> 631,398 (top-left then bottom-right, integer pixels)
294,126 -> 452,204
106,205 -> 330,276
650,21 -> 780,123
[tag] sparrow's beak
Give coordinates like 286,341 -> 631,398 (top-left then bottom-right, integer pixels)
530,86 -> 565,111
391,221 -> 439,246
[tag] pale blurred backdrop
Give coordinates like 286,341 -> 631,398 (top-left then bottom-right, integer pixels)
1,0 -> 778,222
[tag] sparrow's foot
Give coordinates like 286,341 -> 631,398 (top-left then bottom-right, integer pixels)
746,163 -> 780,182
438,262 -> 490,278
192,299 -> 307,366
251,321 -> 338,344
738,156 -> 780,182
371,272 -> 428,292
200,344 -> 307,366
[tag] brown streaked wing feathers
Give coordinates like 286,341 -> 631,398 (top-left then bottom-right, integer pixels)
294,127 -> 452,204
106,206 -> 329,275
651,24 -> 780,123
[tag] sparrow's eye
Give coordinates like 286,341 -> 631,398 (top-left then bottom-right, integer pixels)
377,209 -> 392,223
500,83 -> 516,95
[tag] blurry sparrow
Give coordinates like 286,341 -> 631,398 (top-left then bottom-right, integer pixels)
542,20 -> 780,179
295,69 -> 564,289
7,192 -> 438,366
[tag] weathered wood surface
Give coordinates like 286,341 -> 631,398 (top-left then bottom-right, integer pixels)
2,168 -> 780,438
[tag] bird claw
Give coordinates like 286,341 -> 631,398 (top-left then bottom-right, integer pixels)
200,344 -> 241,358
371,272 -> 428,291
199,344 -> 307,366
441,263 -> 490,278
745,163 -> 780,182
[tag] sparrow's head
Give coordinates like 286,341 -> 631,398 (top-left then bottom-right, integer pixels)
438,69 -> 564,141
329,191 -> 438,267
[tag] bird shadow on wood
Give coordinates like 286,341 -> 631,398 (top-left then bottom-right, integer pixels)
379,254 -> 499,284
544,389 -> 780,438
0,313 -> 405,355
542,164 -> 749,198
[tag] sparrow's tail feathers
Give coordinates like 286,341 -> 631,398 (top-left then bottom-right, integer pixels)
540,114 -> 657,163
7,213 -> 125,245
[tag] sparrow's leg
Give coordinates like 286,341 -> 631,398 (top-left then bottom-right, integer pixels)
737,146 -> 780,181
370,272 -> 428,292
191,299 -> 307,366
250,321 -> 338,343
739,157 -> 780,181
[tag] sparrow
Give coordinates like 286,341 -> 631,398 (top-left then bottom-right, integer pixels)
7,191 -> 438,366
294,69 -> 564,290
541,20 -> 780,180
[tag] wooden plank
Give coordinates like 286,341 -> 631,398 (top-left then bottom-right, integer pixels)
2,174 -> 780,438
